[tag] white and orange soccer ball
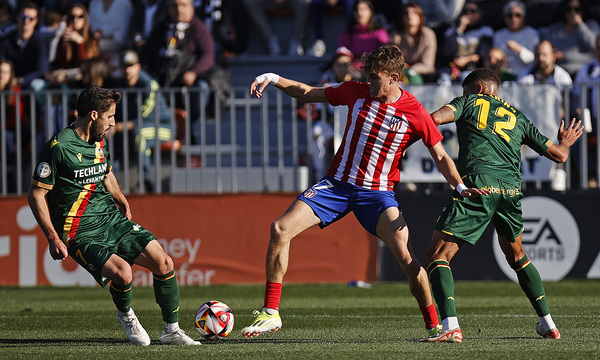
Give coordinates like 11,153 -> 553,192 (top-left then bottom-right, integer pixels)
194,300 -> 234,340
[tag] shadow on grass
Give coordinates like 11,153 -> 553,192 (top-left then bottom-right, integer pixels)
0,338 -> 130,347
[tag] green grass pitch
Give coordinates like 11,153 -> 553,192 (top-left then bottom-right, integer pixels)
0,281 -> 599,359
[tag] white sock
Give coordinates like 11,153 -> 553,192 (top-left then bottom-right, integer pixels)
164,321 -> 179,334
538,314 -> 556,331
263,307 -> 278,315
442,317 -> 460,330
118,309 -> 134,317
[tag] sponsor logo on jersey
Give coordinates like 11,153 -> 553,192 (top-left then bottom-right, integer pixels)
76,153 -> 82,162
36,162 -> 51,178
96,147 -> 105,161
50,140 -> 59,148
389,114 -> 406,132
133,224 -> 141,231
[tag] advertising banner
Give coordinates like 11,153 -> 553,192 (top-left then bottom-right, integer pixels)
0,194 -> 378,286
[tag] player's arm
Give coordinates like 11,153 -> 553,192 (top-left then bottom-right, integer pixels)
27,184 -> 68,260
428,142 -> 490,198
250,73 -> 327,103
104,170 -> 132,219
430,105 -> 456,126
544,118 -> 584,163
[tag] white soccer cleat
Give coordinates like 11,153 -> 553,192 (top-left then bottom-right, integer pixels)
117,309 -> 151,346
536,322 -> 561,339
420,327 -> 463,343
159,328 -> 201,345
241,310 -> 282,339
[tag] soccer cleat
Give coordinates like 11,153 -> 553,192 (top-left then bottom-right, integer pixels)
117,309 -> 151,346
536,322 -> 561,339
159,328 -> 201,345
427,324 -> 443,337
241,310 -> 282,339
421,327 -> 463,343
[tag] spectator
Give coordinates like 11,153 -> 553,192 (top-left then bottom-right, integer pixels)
389,2 -> 437,79
0,58 -> 31,192
80,57 -> 110,87
0,1 -> 15,38
412,0 -> 464,30
243,0 -> 310,56
517,41 -> 573,88
319,46 -> 362,85
493,1 -> 539,77
88,0 -> 133,62
141,0 -> 215,144
337,0 -> 389,70
0,2 -> 48,91
308,0 -> 353,57
518,40 -> 573,191
47,3 -> 99,84
129,0 -> 169,51
117,49 -> 175,192
438,1 -> 493,85
205,0 -> 251,59
571,34 -> 600,188
539,0 -> 600,77
483,47 -> 517,82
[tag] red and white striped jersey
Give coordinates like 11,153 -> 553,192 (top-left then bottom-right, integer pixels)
324,81 -> 443,191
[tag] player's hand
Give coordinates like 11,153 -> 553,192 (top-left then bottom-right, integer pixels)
557,118 -> 584,147
48,237 -> 68,260
460,187 -> 490,198
251,73 -> 279,98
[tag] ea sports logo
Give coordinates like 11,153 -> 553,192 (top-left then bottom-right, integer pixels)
492,196 -> 580,281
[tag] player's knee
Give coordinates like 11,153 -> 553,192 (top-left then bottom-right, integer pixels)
155,253 -> 174,274
113,266 -> 133,284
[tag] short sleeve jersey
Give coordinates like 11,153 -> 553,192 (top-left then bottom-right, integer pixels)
446,93 -> 552,184
324,81 -> 443,191
32,126 -> 119,244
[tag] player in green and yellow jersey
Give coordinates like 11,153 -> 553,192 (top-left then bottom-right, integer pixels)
422,68 -> 583,342
28,86 -> 200,346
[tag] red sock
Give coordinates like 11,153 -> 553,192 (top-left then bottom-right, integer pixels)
420,303 -> 439,329
263,281 -> 283,311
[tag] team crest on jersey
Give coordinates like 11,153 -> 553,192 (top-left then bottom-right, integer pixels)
96,147 -> 105,160
389,114 -> 407,132
36,162 -> 51,178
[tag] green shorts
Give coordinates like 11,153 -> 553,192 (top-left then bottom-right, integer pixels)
68,213 -> 155,286
434,174 -> 524,245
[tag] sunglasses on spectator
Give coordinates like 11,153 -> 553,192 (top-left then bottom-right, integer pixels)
20,14 -> 36,21
68,14 -> 85,20
506,12 -> 524,18
568,6 -> 581,12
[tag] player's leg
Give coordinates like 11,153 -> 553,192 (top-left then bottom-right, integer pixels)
102,254 -> 152,346
242,198 -> 321,338
375,207 -> 440,336
134,239 -> 200,345
497,234 -> 560,339
422,231 -> 464,342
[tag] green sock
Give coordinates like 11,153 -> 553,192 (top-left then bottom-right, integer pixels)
110,281 -> 133,312
428,260 -> 457,319
511,255 -> 550,316
153,270 -> 180,323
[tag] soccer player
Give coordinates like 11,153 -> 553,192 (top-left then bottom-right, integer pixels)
422,68 -> 583,342
241,45 -> 489,339
27,85 -> 200,346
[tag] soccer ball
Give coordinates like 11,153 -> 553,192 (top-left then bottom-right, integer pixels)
194,300 -> 234,340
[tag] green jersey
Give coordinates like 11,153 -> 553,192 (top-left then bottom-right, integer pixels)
446,93 -> 553,184
32,125 -> 119,245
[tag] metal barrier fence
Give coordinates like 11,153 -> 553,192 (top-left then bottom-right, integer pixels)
1,83 -> 598,196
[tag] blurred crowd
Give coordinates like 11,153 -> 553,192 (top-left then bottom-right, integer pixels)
1,0 -> 600,191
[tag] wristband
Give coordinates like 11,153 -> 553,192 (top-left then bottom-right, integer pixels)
255,72 -> 280,85
456,183 -> 467,194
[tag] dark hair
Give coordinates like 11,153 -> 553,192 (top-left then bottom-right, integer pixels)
18,1 -> 38,12
362,44 -> 405,76
76,85 -> 121,118
559,0 -> 589,20
462,68 -> 500,88
0,58 -> 15,90
348,0 -> 381,33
